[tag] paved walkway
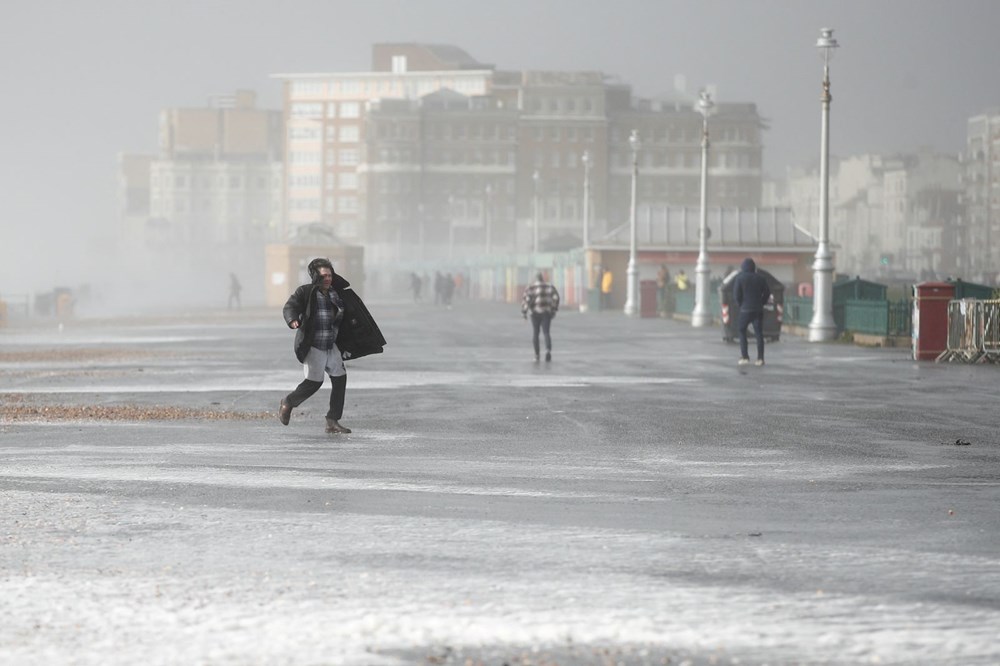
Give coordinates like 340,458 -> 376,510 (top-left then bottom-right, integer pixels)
2,300 -> 999,664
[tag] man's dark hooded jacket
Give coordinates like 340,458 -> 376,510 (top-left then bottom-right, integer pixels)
282,273 -> 386,363
732,258 -> 771,313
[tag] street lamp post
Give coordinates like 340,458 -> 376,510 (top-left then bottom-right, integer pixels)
691,89 -> 716,327
447,195 -> 455,261
532,170 -> 540,254
417,202 -> 425,261
623,130 -> 641,317
580,150 -> 592,313
484,183 -> 492,255
581,150 -> 591,249
808,27 -> 839,342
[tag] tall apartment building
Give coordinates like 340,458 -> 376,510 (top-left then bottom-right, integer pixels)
149,90 -> 284,248
362,91 -> 519,262
962,109 -> 1000,283
882,152 -> 960,277
274,44 -> 765,260
116,91 -> 285,305
781,151 -> 961,280
274,44 -> 494,242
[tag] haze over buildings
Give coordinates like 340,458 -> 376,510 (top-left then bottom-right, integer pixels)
3,0 -> 1000,301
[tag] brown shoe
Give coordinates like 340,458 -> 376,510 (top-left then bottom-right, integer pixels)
278,399 -> 292,426
325,418 -> 352,434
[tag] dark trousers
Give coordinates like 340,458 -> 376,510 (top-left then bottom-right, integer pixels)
284,373 -> 347,420
530,312 -> 553,356
738,310 -> 765,361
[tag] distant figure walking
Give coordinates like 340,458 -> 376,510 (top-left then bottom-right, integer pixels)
732,257 -> 771,366
433,271 -> 444,305
521,272 -> 560,362
656,264 -> 671,316
600,268 -> 613,309
228,273 -> 242,310
410,272 -> 422,302
443,272 -> 455,308
674,269 -> 689,292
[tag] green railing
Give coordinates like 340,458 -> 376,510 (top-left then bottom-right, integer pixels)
841,298 -> 912,336
784,295 -> 813,327
671,289 -> 720,317
787,296 -> 911,337
887,299 -> 912,336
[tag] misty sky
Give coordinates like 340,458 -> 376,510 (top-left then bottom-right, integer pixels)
3,0 -> 1000,293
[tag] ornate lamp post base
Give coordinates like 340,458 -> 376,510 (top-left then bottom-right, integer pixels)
690,259 -> 713,326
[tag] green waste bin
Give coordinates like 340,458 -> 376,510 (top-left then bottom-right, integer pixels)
588,288 -> 602,311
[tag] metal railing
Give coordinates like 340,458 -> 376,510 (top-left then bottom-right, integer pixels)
784,295 -> 813,327
843,298 -> 912,337
937,299 -> 1000,364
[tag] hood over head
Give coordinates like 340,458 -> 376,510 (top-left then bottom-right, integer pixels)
741,257 -> 757,273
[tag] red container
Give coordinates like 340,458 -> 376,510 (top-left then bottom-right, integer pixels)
912,282 -> 955,360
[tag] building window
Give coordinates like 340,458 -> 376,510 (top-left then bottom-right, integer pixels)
339,149 -> 359,166
391,55 -> 407,73
290,151 -> 320,165
291,81 -> 323,96
339,126 -> 359,142
339,173 -> 358,189
289,126 -> 320,141
291,175 -> 320,188
291,197 -> 320,211
338,196 -> 358,213
290,103 -> 323,119
340,102 -> 360,119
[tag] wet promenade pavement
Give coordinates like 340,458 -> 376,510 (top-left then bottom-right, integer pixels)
2,300 -> 999,665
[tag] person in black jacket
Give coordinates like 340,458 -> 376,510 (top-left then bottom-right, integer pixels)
732,257 -> 771,366
278,258 -> 386,433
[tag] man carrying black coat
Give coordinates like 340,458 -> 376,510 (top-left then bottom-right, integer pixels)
278,258 -> 386,433
732,257 -> 771,367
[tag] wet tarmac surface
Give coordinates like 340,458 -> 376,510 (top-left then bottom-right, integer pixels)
2,300 -> 999,664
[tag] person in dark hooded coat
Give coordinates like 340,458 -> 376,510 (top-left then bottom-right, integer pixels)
278,258 -> 386,433
732,257 -> 771,366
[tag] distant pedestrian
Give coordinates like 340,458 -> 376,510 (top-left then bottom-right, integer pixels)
278,258 -> 386,433
443,272 -> 455,308
600,268 -> 613,309
656,264 -> 671,316
410,272 -> 422,302
521,272 -> 560,362
732,257 -> 771,367
674,269 -> 689,292
433,271 -> 444,305
228,273 -> 242,310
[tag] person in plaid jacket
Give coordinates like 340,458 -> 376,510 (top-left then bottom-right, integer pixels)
521,272 -> 560,362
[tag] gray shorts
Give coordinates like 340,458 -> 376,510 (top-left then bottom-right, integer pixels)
303,345 -> 346,381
